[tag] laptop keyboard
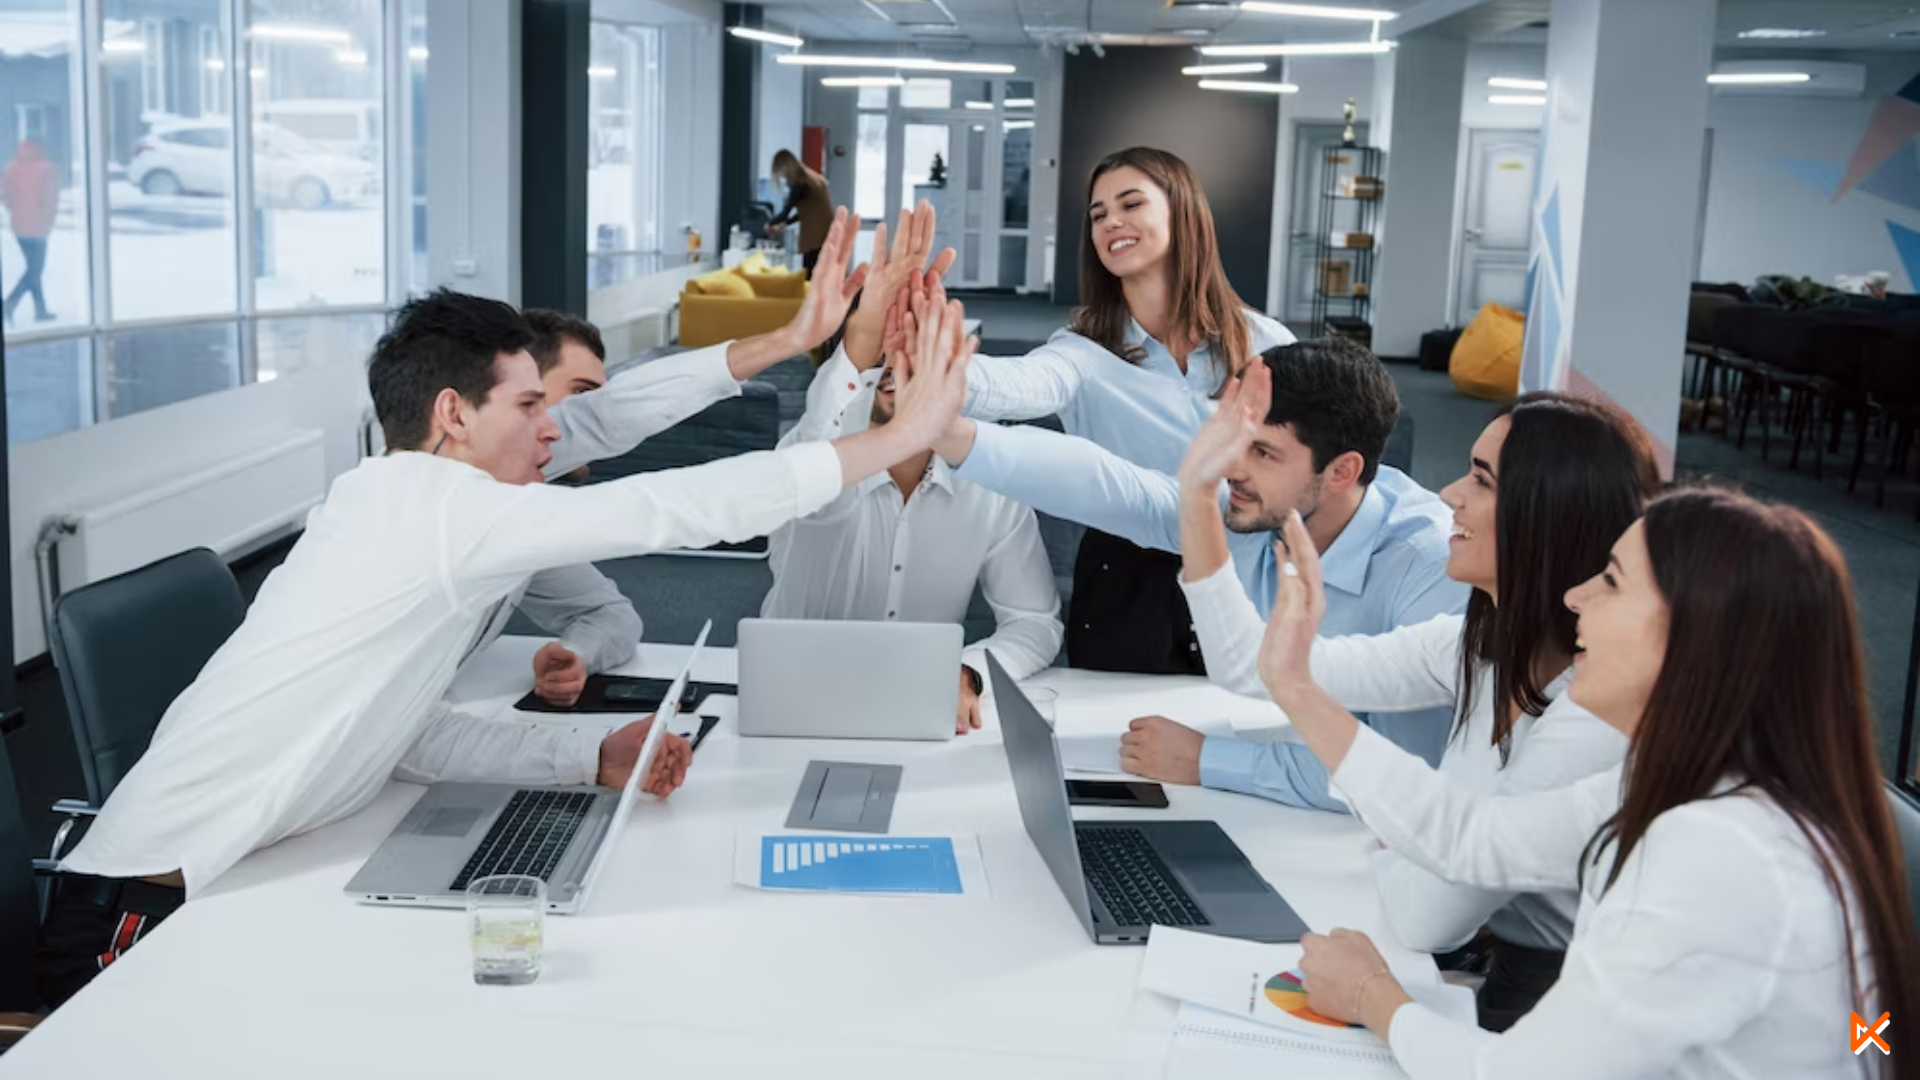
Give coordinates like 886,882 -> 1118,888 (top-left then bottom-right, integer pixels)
450,789 -> 596,891
1076,825 -> 1211,929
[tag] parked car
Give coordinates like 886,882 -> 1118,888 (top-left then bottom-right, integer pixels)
127,120 -> 377,209
258,99 -> 381,163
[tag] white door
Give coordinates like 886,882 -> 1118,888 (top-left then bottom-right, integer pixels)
1285,122 -> 1368,326
898,117 -> 990,288
1453,129 -> 1539,326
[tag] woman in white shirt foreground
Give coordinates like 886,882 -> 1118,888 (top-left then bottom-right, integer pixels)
1157,374 -> 1661,1028
1259,488 -> 1918,1079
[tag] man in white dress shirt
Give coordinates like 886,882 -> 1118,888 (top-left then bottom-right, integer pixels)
38,229 -> 977,1003
765,347 -> 1064,734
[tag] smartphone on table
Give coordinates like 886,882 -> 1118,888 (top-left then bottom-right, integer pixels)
1065,779 -> 1170,809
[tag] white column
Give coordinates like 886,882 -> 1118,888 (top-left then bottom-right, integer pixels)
426,0 -> 522,303
1370,33 -> 1468,359
1521,0 -> 1715,476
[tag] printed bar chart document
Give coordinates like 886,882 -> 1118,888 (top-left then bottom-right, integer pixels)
732,832 -> 990,897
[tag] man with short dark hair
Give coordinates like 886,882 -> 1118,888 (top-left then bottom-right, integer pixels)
928,338 -> 1465,810
40,222 -> 976,1003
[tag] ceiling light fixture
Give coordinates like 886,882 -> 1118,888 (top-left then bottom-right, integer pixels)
1198,79 -> 1301,93
247,25 -> 351,44
776,54 -> 1016,74
1488,94 -> 1546,105
965,100 -> 994,110
728,26 -> 804,48
1239,2 -> 1398,20
1707,71 -> 1811,85
820,76 -> 906,87
1184,61 -> 1269,75
1005,120 -> 1035,129
1488,76 -> 1547,91
1736,27 -> 1827,40
1201,41 -> 1392,56
1004,97 -> 1035,107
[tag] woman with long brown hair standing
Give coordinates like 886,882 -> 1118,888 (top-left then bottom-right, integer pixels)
1256,488 -> 1916,1078
959,147 -> 1293,674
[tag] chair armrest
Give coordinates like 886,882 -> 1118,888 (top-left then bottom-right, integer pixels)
49,799 -> 98,863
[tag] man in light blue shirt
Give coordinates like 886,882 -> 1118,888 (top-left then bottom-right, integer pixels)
929,337 -> 1466,811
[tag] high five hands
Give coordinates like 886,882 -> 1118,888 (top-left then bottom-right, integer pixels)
846,201 -> 956,372
1177,358 -> 1272,495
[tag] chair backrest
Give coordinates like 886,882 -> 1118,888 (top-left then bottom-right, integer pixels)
49,548 -> 245,806
0,733 -> 41,1011
1891,783 -> 1920,938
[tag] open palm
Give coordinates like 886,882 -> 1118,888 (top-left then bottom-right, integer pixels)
785,207 -> 868,351
1178,360 -> 1271,493
1257,510 -> 1327,701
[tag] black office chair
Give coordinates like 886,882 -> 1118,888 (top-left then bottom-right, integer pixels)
46,548 -> 245,858
0,730 -> 52,1041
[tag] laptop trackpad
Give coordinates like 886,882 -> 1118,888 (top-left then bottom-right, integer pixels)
415,807 -> 485,838
1180,857 -> 1272,895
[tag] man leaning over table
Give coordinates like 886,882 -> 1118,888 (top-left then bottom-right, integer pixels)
926,337 -> 1466,810
764,205 -> 1062,734
36,215 -> 980,1007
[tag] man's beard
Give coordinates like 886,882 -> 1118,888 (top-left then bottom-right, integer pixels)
1226,475 -> 1322,535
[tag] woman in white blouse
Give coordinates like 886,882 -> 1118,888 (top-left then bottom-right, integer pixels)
1161,373 -> 1662,1028
1259,488 -> 1918,1080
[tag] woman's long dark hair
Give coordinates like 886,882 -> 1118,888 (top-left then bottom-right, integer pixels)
1454,393 -> 1662,759
1587,489 -> 1916,1077
1066,147 -> 1251,390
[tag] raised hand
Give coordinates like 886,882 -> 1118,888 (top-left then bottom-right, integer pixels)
1177,359 -> 1271,495
889,291 -> 976,450
782,207 -> 868,352
1257,509 -> 1327,704
845,202 -> 938,370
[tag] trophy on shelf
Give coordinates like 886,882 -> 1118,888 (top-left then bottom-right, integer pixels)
1342,99 -> 1358,147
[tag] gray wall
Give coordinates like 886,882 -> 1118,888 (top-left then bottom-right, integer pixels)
1053,47 -> 1278,307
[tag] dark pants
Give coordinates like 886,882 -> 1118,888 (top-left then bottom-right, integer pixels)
5,235 -> 48,319
1066,529 -> 1206,675
801,246 -> 821,278
33,874 -> 184,1008
1436,930 -> 1565,1032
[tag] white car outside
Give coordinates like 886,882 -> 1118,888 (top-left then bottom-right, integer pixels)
127,121 -> 377,210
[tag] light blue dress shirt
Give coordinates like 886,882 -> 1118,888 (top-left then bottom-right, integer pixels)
955,422 -> 1468,810
962,311 -> 1295,474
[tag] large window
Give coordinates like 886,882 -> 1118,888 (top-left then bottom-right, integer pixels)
1,0 -> 414,446
586,19 -> 659,288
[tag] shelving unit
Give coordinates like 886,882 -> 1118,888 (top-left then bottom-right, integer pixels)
1310,144 -> 1383,340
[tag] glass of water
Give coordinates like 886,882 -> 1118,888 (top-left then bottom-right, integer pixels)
467,875 -> 545,986
1024,687 -> 1059,725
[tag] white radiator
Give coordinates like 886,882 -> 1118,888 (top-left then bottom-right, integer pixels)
51,429 -> 327,593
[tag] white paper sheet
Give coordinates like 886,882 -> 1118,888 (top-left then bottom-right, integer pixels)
1056,718 -> 1234,775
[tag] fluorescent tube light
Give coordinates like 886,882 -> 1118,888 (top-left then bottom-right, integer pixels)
1707,71 -> 1811,85
1183,62 -> 1269,76
248,25 -> 351,44
1005,120 -> 1035,129
1200,41 -> 1392,56
1004,97 -> 1035,107
1488,76 -> 1547,91
1198,79 -> 1301,94
1736,28 -> 1826,40
729,26 -> 804,48
1239,2 -> 1397,20
776,54 -> 1017,74
965,101 -> 994,110
821,76 -> 906,87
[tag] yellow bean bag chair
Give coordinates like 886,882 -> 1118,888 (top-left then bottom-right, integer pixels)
1450,302 -> 1525,401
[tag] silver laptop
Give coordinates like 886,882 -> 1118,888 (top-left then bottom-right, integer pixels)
737,618 -> 960,741
346,622 -> 710,914
989,651 -> 1309,945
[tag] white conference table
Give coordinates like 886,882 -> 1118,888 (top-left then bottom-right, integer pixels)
4,638 -> 1431,1079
